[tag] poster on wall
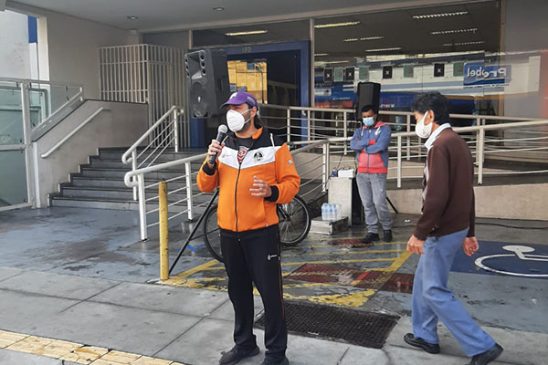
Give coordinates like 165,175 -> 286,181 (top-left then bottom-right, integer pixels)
463,62 -> 511,87
314,67 -> 356,108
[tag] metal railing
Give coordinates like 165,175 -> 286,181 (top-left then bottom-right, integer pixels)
31,88 -> 84,140
124,152 -> 205,240
41,107 -> 107,158
123,139 -> 331,241
0,77 -> 85,211
258,105 -> 548,168
123,103 -> 548,240
0,77 -> 84,140
121,105 -> 183,200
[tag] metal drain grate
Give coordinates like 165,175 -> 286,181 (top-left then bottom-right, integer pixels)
255,301 -> 398,349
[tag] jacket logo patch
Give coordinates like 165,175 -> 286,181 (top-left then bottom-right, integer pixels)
253,151 -> 264,161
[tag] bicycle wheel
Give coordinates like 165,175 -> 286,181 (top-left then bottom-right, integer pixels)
277,195 -> 311,247
203,204 -> 223,262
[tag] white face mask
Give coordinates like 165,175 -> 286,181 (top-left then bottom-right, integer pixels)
226,109 -> 251,132
362,117 -> 375,127
415,112 -> 433,139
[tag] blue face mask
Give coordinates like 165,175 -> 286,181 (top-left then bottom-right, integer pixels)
362,117 -> 375,127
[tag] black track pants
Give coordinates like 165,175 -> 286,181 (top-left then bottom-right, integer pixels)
220,225 -> 287,360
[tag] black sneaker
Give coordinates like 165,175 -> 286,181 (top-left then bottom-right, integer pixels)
403,333 -> 440,354
261,356 -> 289,365
362,232 -> 380,244
219,345 -> 260,365
383,230 -> 393,242
468,343 -> 503,365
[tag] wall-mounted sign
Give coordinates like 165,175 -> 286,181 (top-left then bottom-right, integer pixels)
344,67 -> 355,82
463,62 -> 511,87
324,68 -> 333,83
383,66 -> 393,79
334,67 -> 344,82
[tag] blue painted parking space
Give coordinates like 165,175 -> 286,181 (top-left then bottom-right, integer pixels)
452,241 -> 548,279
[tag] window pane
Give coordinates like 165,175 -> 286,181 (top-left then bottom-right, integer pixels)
0,150 -> 27,206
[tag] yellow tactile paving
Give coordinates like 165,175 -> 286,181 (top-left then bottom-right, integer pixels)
0,330 -> 28,348
132,357 -> 176,365
0,330 -> 186,365
66,346 -> 110,364
100,350 -> 142,363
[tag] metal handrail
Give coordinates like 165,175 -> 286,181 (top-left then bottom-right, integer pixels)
41,107 -> 107,158
33,89 -> 84,132
121,105 -> 181,164
285,118 -> 548,186
0,77 -> 83,89
262,103 -> 544,159
123,139 -> 331,240
124,153 -> 206,187
124,102 -> 547,240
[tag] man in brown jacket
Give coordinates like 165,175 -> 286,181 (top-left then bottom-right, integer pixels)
404,93 -> 503,365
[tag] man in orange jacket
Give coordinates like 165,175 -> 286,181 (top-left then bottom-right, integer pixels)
198,90 -> 300,365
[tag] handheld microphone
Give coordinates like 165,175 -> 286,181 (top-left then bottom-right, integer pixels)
209,124 -> 228,165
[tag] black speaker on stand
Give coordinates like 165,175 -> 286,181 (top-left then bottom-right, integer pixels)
356,82 -> 381,117
185,49 -> 231,147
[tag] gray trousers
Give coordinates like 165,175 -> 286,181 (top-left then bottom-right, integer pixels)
356,173 -> 393,233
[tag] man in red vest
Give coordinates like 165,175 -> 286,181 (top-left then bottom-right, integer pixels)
350,104 -> 393,244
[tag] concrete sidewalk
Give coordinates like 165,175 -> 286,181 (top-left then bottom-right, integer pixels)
1,207 -> 547,364
0,268 -> 546,365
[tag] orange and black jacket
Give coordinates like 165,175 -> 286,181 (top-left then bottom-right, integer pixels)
197,127 -> 300,233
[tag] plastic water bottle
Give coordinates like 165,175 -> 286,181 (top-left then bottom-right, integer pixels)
331,168 -> 338,177
321,203 -> 328,221
335,204 -> 342,220
328,204 -> 335,221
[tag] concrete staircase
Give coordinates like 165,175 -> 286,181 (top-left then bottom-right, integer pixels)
50,147 -> 206,210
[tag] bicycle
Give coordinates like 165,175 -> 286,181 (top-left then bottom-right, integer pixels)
203,194 -> 311,262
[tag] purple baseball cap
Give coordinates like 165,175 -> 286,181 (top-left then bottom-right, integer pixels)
221,90 -> 258,109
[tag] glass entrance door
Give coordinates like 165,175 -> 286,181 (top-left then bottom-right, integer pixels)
0,81 -> 32,211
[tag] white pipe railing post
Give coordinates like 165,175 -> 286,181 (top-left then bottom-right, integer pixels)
173,107 -> 179,153
185,161 -> 194,221
132,150 -> 137,201
406,114 -> 411,161
397,135 -> 402,188
286,108 -> 291,143
322,143 -> 328,192
478,128 -> 485,185
20,82 -> 35,206
307,110 -> 311,141
138,174 -> 148,240
475,129 -> 481,167
343,112 -> 348,155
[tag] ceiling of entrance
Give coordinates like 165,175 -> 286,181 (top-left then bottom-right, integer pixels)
8,0 -> 474,32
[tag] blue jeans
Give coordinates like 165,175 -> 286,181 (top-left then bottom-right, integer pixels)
412,228 -> 496,356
